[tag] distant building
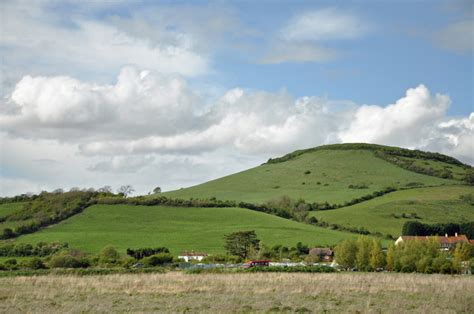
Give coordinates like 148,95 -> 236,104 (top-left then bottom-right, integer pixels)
178,251 -> 208,262
243,260 -> 271,268
395,233 -> 470,250
309,248 -> 334,262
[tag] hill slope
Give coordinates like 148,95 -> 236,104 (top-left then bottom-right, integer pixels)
14,204 -> 354,254
163,144 -> 467,204
312,185 -> 474,237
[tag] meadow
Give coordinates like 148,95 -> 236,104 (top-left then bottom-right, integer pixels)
312,185 -> 474,236
0,272 -> 472,313
13,204 -> 353,254
163,149 -> 458,204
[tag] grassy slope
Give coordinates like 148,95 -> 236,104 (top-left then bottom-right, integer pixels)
311,185 -> 474,237
0,203 -> 25,218
13,205 -> 354,254
0,203 -> 30,230
163,149 -> 458,204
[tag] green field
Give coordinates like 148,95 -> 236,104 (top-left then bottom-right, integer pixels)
163,149 -> 459,204
312,185 -> 474,237
12,204 -> 353,254
0,203 -> 25,218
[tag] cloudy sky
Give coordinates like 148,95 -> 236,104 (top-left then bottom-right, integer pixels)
0,0 -> 473,196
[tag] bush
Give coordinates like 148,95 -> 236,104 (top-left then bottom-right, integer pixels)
143,253 -> 173,267
49,255 -> 90,268
28,257 -> 47,270
99,246 -> 120,265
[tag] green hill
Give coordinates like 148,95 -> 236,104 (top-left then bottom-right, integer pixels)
13,204 -> 354,254
163,144 -> 468,204
311,185 -> 474,238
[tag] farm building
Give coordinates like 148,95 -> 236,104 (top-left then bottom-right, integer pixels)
309,248 -> 334,262
395,233 -> 470,250
178,251 -> 208,262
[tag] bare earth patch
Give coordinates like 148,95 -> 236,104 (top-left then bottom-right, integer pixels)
0,272 -> 472,313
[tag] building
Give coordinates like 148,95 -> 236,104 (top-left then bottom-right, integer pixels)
243,260 -> 271,268
309,248 -> 334,262
395,233 -> 470,250
178,251 -> 208,262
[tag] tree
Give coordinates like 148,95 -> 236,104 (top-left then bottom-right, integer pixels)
152,187 -> 162,194
369,239 -> 385,270
386,244 -> 397,271
453,242 -> 472,272
117,185 -> 134,197
355,236 -> 371,271
335,238 -> 357,270
224,230 -> 260,259
97,186 -> 113,193
402,221 -> 426,236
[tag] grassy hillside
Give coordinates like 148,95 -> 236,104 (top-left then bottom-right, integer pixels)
13,205 -> 354,254
163,147 -> 462,204
0,203 -> 25,218
311,185 -> 474,237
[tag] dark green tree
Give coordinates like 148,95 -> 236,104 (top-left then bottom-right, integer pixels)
224,230 -> 260,259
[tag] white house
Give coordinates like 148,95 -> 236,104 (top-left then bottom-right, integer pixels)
178,251 -> 208,262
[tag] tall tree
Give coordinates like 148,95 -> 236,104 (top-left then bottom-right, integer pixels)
335,238 -> 357,270
224,230 -> 260,259
369,239 -> 385,270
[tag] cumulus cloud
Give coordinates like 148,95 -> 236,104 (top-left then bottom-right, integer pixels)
1,68 -> 473,196
1,67 -> 206,140
339,85 -> 451,147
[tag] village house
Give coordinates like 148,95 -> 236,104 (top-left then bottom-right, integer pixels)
309,248 -> 334,262
178,251 -> 208,262
395,233 -> 470,250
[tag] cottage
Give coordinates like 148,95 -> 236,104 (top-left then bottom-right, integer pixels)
395,233 -> 470,250
309,248 -> 334,262
178,251 -> 208,262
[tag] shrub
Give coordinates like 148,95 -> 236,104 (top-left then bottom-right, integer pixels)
99,246 -> 120,265
143,253 -> 173,267
49,253 -> 90,269
28,257 -> 47,270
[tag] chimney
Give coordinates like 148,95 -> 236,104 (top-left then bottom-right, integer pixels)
455,232 -> 458,237
445,233 -> 448,238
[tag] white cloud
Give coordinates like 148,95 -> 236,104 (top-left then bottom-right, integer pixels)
433,19 -> 474,54
281,8 -> 369,42
1,68 -> 473,196
261,8 -> 369,64
0,0 -> 210,96
339,85 -> 451,148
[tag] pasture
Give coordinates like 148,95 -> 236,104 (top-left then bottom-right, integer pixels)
0,272 -> 472,313
13,204 -> 353,254
163,149 -> 458,204
312,185 -> 474,236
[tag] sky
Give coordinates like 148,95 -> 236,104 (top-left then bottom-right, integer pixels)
0,0 -> 473,196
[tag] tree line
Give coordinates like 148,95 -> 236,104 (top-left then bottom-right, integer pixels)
335,236 -> 473,274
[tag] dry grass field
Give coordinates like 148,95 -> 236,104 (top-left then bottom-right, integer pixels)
0,272 -> 473,313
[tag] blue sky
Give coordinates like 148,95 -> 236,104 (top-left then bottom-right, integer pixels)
0,0 -> 472,195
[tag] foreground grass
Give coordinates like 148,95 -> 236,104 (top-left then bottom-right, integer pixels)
12,204 -> 353,254
312,185 -> 474,236
0,272 -> 472,313
163,149 -> 457,204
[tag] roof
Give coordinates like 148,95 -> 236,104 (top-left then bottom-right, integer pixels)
309,248 -> 333,256
398,235 -> 470,244
179,252 -> 208,257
